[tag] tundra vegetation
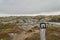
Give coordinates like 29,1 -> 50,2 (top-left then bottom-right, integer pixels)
0,15 -> 60,40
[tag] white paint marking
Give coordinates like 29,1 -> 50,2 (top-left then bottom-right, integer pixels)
40,29 -> 46,40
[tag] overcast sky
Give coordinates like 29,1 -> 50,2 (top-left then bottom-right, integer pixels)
0,0 -> 60,16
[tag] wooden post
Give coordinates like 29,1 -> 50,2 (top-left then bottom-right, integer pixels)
40,23 -> 46,40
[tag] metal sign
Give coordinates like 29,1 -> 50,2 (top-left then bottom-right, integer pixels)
40,23 -> 46,29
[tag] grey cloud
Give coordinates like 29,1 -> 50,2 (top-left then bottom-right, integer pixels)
0,0 -> 60,14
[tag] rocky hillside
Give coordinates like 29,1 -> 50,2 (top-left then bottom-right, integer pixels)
0,15 -> 60,40
0,15 -> 60,30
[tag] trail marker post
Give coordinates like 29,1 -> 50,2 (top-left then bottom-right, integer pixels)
40,23 -> 46,40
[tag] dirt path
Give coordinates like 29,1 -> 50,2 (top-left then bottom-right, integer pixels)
12,30 -> 39,40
